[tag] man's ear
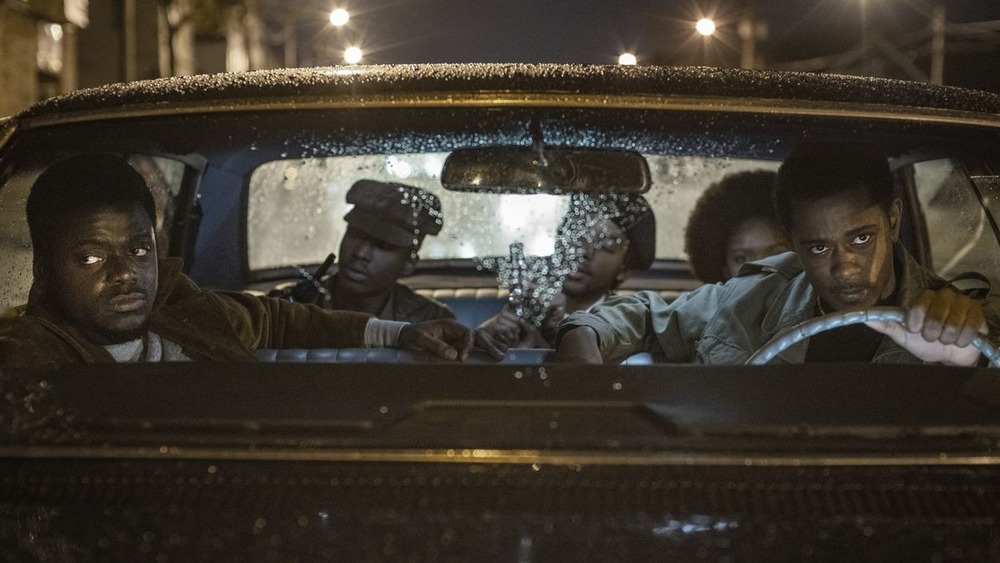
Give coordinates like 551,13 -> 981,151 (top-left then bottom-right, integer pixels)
615,265 -> 631,286
888,198 -> 902,242
401,253 -> 418,277
613,239 -> 632,287
30,260 -> 49,302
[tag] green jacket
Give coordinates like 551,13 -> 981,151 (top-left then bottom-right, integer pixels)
560,247 -> 1000,364
0,259 -> 371,370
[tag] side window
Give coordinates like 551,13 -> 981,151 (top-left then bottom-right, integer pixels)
127,155 -> 185,256
912,158 -> 1000,285
0,168 -> 36,312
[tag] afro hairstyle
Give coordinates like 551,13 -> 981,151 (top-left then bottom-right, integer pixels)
683,170 -> 779,284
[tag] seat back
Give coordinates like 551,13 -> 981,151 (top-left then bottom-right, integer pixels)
255,347 -> 554,364
416,288 -> 509,328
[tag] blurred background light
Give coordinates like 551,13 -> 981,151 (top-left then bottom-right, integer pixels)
329,8 -> 350,27
344,46 -> 363,64
696,18 -> 716,37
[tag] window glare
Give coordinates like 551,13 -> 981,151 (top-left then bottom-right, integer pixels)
246,153 -> 778,272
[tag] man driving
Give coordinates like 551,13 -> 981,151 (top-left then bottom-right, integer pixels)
0,155 -> 501,369
555,142 -> 1000,365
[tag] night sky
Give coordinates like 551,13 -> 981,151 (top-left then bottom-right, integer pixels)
297,0 -> 1000,92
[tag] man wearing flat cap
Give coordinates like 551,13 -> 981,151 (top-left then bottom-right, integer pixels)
310,180 -> 454,323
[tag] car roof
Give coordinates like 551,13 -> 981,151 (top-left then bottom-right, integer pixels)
14,64 -> 1000,123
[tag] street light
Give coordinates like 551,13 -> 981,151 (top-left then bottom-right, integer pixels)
695,18 -> 716,36
618,52 -> 637,65
344,45 -> 363,64
329,8 -> 350,27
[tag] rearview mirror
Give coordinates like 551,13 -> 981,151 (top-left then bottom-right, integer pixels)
441,147 -> 651,193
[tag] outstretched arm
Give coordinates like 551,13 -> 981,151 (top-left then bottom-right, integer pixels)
553,288 -> 714,363
400,318 -> 507,361
553,326 -> 603,363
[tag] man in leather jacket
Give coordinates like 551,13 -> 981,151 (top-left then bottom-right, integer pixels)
0,155 -> 501,369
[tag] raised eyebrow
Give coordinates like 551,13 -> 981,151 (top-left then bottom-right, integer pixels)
847,225 -> 879,238
70,233 -> 153,250
796,237 -> 829,248
69,238 -> 108,251
798,224 -> 879,247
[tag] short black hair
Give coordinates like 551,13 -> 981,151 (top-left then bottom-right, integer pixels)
684,170 -> 778,284
26,154 -> 156,258
774,142 -> 896,232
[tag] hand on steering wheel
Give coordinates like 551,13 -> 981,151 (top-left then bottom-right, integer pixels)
745,306 -> 1000,367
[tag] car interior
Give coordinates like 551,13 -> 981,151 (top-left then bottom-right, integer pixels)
2,105 -> 1000,366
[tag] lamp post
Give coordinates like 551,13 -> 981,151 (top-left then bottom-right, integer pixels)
736,0 -> 766,69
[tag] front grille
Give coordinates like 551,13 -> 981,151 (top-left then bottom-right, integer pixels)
1,459 -> 998,561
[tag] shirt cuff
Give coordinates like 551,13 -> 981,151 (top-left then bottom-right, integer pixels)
364,319 -> 408,348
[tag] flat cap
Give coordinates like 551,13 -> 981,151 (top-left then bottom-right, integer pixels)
344,179 -> 443,247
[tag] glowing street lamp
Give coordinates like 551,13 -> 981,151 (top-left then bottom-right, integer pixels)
695,18 -> 716,36
344,45 -> 363,64
329,8 -> 350,27
617,52 -> 637,65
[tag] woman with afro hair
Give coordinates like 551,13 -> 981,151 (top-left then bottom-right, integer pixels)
684,170 -> 791,284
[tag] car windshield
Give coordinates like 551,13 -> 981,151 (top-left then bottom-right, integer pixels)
2,69 -> 1000,452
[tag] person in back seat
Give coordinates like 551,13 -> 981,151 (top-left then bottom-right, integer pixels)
480,193 -> 655,348
684,170 -> 790,284
294,180 -> 455,324
0,156 -> 502,369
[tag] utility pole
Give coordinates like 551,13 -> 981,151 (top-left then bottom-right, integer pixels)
737,0 -> 766,69
283,14 -> 298,68
123,0 -> 137,81
738,14 -> 755,68
860,0 -> 871,74
929,3 -> 946,84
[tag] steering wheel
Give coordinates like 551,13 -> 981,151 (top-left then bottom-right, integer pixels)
745,306 -> 1000,367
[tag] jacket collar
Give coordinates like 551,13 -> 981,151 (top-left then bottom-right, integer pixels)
752,244 -> 931,363
747,244 -> 932,333
734,251 -> 816,334
21,257 -> 190,362
152,257 -> 184,309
